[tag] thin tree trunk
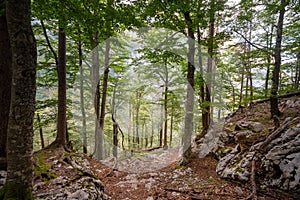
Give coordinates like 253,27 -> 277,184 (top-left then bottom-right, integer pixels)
0,3 -> 12,165
37,114 -> 45,149
248,21 -> 253,103
78,26 -> 87,154
150,111 -> 154,147
239,63 -> 245,105
265,25 -> 274,97
295,52 -> 300,89
163,61 -> 168,149
5,0 -> 36,197
135,91 -> 141,148
112,85 -> 118,157
96,38 -> 110,160
128,103 -> 131,148
54,26 -> 67,148
170,105 -> 174,147
270,0 -> 287,118
182,11 -> 195,165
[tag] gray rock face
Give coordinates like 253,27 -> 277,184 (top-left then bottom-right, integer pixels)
34,176 -> 111,200
216,119 -> 300,198
235,121 -> 264,133
262,126 -> 300,193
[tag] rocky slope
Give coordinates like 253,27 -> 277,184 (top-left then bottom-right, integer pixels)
197,95 -> 300,199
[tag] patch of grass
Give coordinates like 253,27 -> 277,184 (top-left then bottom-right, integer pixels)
207,177 -> 215,182
175,165 -> 182,169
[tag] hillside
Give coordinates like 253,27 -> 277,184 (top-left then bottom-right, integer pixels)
1,94 -> 299,200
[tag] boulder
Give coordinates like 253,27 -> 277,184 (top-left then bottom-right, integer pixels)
34,176 -> 111,200
234,121 -> 264,133
216,119 -> 300,198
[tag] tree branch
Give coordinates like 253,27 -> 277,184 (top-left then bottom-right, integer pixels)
40,20 -> 58,68
234,30 -> 274,57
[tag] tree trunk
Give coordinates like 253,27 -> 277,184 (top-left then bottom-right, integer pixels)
265,25 -> 274,97
92,31 -> 100,157
203,2 -> 215,134
112,85 -> 118,157
54,27 -> 67,148
4,0 -> 36,198
0,1 -> 12,166
270,0 -> 287,118
182,11 -> 195,165
37,114 -> 45,149
170,105 -> 174,147
78,26 -> 87,154
96,38 -> 110,160
295,52 -> 300,89
163,61 -> 168,149
135,91 -> 140,148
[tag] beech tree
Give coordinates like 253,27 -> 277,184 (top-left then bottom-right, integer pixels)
0,0 -> 12,170
270,0 -> 288,118
2,0 -> 37,198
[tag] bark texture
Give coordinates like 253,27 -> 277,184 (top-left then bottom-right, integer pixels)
4,0 -> 36,198
270,0 -> 286,118
0,0 -> 12,165
182,11 -> 195,165
55,27 -> 67,147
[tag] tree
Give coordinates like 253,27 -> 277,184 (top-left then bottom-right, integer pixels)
270,0 -> 288,118
2,0 -> 36,198
0,0 -> 12,170
52,26 -> 67,148
182,10 -> 195,165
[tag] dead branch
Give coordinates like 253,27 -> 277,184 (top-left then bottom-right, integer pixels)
244,159 -> 258,200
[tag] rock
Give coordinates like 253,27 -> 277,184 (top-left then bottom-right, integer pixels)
217,119 -> 300,198
235,121 -> 264,133
34,176 -> 111,200
249,122 -> 264,133
68,190 -> 89,200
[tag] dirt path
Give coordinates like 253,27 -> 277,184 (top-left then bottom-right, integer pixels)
88,152 -> 290,200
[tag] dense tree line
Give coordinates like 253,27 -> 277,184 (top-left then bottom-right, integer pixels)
0,0 -> 299,198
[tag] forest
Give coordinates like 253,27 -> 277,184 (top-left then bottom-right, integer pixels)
0,0 -> 299,199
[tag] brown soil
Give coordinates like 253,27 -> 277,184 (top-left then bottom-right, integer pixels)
31,95 -> 299,200
86,152 -> 292,200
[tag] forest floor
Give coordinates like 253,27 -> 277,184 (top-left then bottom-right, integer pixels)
89,152 -> 292,200
29,93 -> 299,200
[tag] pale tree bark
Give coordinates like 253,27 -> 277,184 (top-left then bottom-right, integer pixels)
95,38 -> 110,160
203,0 -> 215,134
182,11 -> 195,165
270,0 -> 287,118
78,26 -> 87,154
265,25 -> 274,97
163,60 -> 169,149
92,31 -> 101,156
0,0 -> 12,170
4,0 -> 36,198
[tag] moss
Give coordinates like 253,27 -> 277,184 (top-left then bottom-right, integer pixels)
207,177 -> 215,182
235,167 -> 243,173
0,184 -> 33,200
175,165 -> 182,170
34,153 -> 51,175
34,150 -> 56,181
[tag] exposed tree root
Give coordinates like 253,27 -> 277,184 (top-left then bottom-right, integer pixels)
244,159 -> 257,200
